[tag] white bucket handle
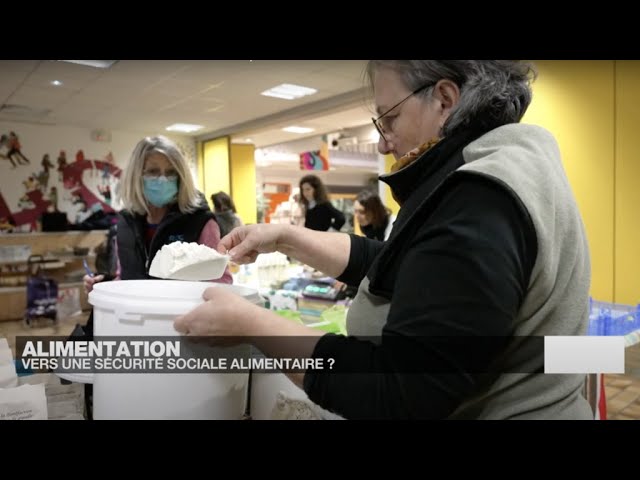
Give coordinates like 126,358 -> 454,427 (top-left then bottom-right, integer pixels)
113,300 -> 199,325
115,311 -> 178,324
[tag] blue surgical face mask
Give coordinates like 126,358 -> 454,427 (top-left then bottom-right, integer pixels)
143,175 -> 178,207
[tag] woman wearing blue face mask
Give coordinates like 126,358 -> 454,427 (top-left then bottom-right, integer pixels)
83,135 -> 232,293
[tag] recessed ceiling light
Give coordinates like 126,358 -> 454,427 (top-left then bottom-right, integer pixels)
245,138 -> 253,142
282,126 -> 315,134
59,60 -> 118,69
165,123 -> 204,133
51,80 -> 63,86
262,83 -> 318,100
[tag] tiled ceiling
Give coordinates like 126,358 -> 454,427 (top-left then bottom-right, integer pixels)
0,60 -> 374,148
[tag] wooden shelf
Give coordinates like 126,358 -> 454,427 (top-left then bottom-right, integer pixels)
0,229 -> 107,238
0,257 -> 66,267
0,281 -> 84,294
0,231 -> 106,322
0,281 -> 90,322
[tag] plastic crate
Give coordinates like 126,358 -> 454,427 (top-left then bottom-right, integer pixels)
0,245 -> 31,263
588,299 -> 640,336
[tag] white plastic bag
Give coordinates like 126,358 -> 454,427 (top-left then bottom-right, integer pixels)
0,384 -> 48,420
1,338 -> 18,389
270,391 -> 323,420
17,374 -> 85,420
0,363 -> 18,389
0,337 -> 12,365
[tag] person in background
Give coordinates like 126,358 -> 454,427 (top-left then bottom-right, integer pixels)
290,188 -> 304,227
211,191 -> 243,238
84,135 -> 232,294
174,61 -> 592,420
299,174 -> 345,232
354,189 -> 393,241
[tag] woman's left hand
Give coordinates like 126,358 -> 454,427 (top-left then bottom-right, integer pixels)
173,286 -> 258,344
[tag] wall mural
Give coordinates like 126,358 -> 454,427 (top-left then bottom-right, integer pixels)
0,131 -> 122,232
299,150 -> 329,170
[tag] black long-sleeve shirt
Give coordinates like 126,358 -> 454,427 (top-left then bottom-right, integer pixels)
304,202 -> 346,232
302,175 -> 537,419
360,216 -> 389,241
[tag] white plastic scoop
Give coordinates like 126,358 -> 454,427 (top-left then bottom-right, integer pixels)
149,242 -> 230,281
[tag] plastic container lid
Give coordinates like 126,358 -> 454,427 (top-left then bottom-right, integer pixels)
90,280 -> 263,319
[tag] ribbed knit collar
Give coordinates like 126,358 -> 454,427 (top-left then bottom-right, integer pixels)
379,127 -> 487,206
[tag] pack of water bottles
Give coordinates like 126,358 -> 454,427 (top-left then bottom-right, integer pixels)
588,299 -> 640,336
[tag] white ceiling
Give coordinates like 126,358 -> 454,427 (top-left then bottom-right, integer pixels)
0,60 -> 375,148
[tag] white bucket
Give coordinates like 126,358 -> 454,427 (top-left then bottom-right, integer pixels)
89,280 -> 263,420
250,372 -> 310,419
250,372 -> 344,420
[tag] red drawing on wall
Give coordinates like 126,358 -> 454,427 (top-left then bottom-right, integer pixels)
0,192 -> 14,223
61,158 -> 121,212
10,189 -> 52,231
0,157 -> 122,231
0,130 -> 123,231
57,150 -> 67,181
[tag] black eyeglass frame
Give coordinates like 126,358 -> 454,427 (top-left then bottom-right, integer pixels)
371,82 -> 435,143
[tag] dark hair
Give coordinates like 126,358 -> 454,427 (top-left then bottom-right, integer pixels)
211,191 -> 237,213
299,174 -> 329,207
356,190 -> 390,228
366,60 -> 537,137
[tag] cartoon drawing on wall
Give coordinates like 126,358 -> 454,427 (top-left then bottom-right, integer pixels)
1,133 -> 29,168
41,154 -> 54,172
61,157 -> 121,213
0,132 -> 123,232
38,154 -> 54,191
48,186 -> 58,211
23,175 -> 39,192
98,184 -> 112,205
72,198 -> 88,224
0,135 -> 12,167
7,132 -> 30,165
12,189 -> 51,231
57,150 -> 67,181
101,164 -> 109,183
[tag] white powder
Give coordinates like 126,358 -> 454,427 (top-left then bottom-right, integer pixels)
149,242 -> 229,281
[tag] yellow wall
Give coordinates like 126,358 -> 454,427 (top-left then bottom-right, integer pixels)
201,137 -> 230,207
197,138 -> 257,225
614,61 -> 640,305
230,143 -> 257,224
196,141 -> 204,192
523,60 -> 615,302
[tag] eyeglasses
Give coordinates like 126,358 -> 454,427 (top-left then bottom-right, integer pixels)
372,82 -> 434,143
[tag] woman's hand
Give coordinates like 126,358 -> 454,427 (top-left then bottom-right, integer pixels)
83,274 -> 105,294
220,222 -> 350,279
173,286 -> 259,344
218,224 -> 287,264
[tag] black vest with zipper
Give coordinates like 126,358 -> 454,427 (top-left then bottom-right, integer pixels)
116,204 -> 215,280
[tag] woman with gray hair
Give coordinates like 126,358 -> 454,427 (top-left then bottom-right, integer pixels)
174,61 -> 592,420
84,135 -> 232,292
